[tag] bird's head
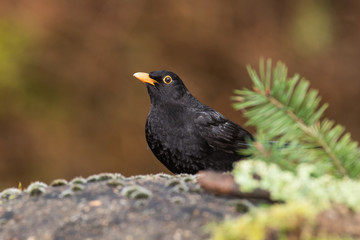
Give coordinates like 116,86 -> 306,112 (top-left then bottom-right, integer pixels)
133,70 -> 189,104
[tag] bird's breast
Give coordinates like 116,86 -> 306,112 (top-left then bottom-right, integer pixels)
146,110 -> 195,148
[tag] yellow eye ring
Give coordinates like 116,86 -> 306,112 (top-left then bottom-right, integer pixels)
163,75 -> 172,84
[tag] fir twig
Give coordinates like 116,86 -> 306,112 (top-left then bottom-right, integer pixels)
233,59 -> 360,178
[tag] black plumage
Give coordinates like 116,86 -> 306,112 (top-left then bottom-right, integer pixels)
134,70 -> 253,174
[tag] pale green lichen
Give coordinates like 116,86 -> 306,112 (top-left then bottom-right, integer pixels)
233,160 -> 360,211
211,160 -> 360,240
212,200 -> 353,240
211,201 -> 318,240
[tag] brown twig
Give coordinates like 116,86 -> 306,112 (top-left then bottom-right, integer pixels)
197,170 -> 280,203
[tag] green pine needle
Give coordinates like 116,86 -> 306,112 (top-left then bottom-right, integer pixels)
234,59 -> 360,179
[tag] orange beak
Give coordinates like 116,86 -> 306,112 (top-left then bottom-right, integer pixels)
133,72 -> 158,86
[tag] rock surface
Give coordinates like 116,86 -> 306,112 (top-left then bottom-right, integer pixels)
0,173 -> 246,240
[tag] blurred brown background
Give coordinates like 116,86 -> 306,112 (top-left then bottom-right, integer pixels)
0,0 -> 359,189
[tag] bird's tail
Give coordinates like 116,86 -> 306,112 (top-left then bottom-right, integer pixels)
238,141 -> 321,149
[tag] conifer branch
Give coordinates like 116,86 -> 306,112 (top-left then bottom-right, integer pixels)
233,59 -> 360,178
268,94 -> 348,176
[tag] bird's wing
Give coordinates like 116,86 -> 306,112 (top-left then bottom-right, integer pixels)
194,111 -> 252,154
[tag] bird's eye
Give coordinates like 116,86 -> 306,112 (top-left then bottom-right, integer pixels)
163,75 -> 172,84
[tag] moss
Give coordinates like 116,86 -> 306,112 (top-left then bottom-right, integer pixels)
50,179 -> 68,187
113,173 -> 125,180
154,173 -> 172,179
131,190 -> 152,200
70,177 -> 86,185
166,179 -> 181,187
0,188 -> 22,200
211,201 -> 318,240
59,189 -> 73,198
71,184 -> 84,192
177,173 -> 194,179
25,181 -> 47,196
107,179 -> 125,187
86,173 -> 116,183
182,175 -> 197,183
87,173 -> 125,183
97,173 -> 116,181
121,185 -> 152,200
166,179 -> 189,193
86,174 -> 101,183
128,175 -> 147,180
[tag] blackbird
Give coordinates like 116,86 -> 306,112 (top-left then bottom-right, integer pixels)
134,70 -> 253,174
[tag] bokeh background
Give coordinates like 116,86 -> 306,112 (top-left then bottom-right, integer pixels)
0,0 -> 359,189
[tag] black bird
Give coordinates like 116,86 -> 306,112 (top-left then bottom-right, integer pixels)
134,70 -> 253,174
